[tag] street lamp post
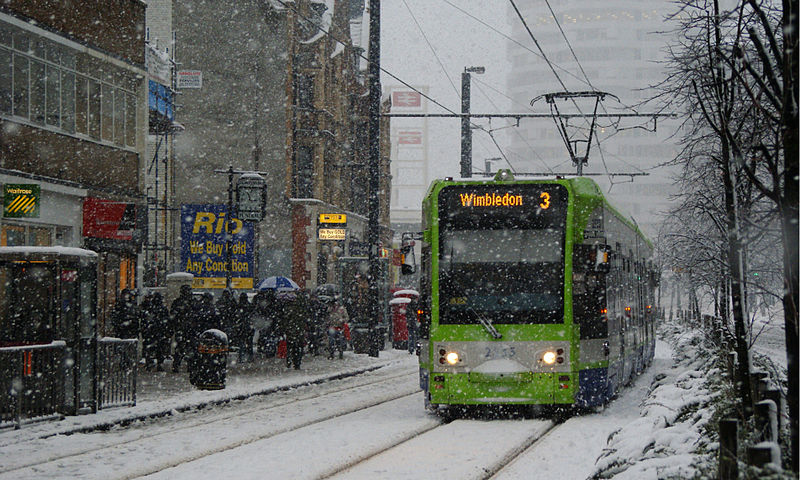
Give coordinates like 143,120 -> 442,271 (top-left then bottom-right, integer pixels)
461,66 -> 485,178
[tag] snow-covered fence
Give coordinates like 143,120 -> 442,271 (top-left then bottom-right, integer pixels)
0,343 -> 66,429
97,338 -> 137,409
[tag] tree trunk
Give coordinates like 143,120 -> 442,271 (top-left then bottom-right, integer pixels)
721,138 -> 754,420
781,0 -> 798,469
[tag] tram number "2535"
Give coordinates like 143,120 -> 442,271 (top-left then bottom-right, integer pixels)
482,345 -> 516,359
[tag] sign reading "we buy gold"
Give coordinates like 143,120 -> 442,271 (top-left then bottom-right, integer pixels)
4,184 -> 40,218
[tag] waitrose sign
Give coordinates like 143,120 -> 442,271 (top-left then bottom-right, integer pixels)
3,184 -> 40,218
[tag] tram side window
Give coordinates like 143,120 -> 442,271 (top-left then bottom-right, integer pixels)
0,264 -> 56,346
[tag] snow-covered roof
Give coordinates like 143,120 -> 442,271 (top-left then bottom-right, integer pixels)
389,297 -> 412,305
300,0 -> 335,45
0,246 -> 98,258
393,289 -> 419,297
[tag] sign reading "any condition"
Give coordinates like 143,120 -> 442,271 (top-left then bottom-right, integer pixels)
177,70 -> 202,89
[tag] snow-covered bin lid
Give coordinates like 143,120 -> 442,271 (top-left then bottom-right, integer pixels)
389,297 -> 412,305
167,272 -> 194,279
199,329 -> 228,345
393,289 -> 419,297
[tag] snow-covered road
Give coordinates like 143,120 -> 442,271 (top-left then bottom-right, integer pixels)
0,341 -> 673,480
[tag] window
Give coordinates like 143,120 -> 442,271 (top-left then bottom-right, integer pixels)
101,83 -> 113,141
45,64 -> 60,127
0,21 -> 138,149
113,88 -> 124,145
12,54 -> 28,118
88,79 -> 101,138
29,59 -> 45,124
295,145 -> 314,198
61,70 -> 75,132
0,49 -> 10,114
75,75 -> 88,134
296,73 -> 314,109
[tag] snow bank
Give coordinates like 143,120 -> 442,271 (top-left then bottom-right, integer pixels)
591,325 -> 718,479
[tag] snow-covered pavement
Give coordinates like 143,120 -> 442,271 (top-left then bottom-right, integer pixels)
2,336 -> 724,480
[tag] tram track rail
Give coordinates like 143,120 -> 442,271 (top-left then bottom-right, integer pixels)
0,370 -> 419,479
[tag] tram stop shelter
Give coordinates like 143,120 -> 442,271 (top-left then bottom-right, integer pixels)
0,247 -> 137,429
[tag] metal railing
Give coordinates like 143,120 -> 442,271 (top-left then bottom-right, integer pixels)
97,338 -> 138,409
0,342 -> 66,429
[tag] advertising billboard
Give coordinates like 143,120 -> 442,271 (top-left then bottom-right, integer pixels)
180,204 -> 254,289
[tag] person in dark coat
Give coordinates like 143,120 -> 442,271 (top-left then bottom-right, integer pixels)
254,290 -> 279,356
142,292 -> 170,371
111,289 -> 140,340
216,289 -> 237,338
235,293 -> 254,362
194,292 -> 221,335
278,292 -> 308,370
307,293 -> 327,356
170,285 -> 194,372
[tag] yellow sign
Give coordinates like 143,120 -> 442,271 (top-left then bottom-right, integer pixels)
319,228 -> 346,240
539,192 -> 551,209
191,277 -> 253,289
319,213 -> 347,224
458,192 -> 523,207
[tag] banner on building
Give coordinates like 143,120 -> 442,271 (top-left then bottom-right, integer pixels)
3,184 -> 40,218
180,204 -> 254,289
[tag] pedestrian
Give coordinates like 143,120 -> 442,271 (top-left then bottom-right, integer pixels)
194,292 -> 221,335
142,292 -> 170,371
170,285 -> 194,372
326,297 -> 349,359
216,289 -> 237,338
111,288 -> 140,340
254,290 -> 279,356
235,292 -> 254,362
278,291 -> 308,370
307,293 -> 327,356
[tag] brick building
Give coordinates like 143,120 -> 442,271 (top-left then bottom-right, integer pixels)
173,0 -> 391,291
0,1 -> 148,330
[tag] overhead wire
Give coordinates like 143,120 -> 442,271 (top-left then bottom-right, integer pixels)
402,0 -> 515,174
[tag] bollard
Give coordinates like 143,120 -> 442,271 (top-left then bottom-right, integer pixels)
755,400 -> 778,443
719,418 -> 739,480
750,371 -> 768,402
762,389 -> 782,440
727,351 -> 737,380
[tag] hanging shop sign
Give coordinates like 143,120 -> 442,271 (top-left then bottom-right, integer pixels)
180,204 -> 254,289
3,184 -> 40,218
318,228 -> 346,241
319,213 -> 347,224
177,70 -> 203,89
82,197 -> 145,250
236,174 -> 267,222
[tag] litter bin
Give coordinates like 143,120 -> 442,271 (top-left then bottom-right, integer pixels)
189,329 -> 229,390
350,324 -> 370,354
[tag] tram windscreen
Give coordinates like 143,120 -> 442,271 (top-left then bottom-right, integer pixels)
438,183 -> 567,325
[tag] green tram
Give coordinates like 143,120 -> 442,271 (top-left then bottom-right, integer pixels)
416,171 -> 658,413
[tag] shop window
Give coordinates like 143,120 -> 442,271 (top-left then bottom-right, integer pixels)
28,226 -> 51,246
2,224 -> 25,246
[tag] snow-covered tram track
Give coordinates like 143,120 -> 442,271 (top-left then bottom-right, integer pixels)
0,370 -> 420,479
320,414 -> 558,480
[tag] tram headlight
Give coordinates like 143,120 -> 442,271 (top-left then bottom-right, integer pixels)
445,351 -> 460,365
542,351 -> 557,365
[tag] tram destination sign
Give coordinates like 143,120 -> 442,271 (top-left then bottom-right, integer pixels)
3,184 -> 40,218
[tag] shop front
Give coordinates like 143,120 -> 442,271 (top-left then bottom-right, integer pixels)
82,197 -> 145,334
